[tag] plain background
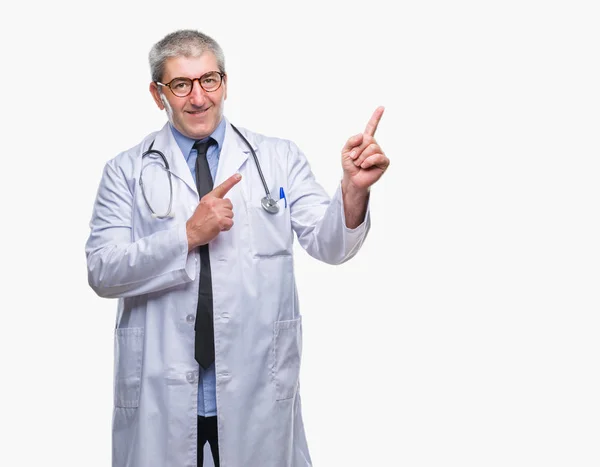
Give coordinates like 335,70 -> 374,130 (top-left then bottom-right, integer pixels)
1,0 -> 599,465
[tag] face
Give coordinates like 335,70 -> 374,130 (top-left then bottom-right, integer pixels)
150,52 -> 227,140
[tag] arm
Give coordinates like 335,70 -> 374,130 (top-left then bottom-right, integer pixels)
340,106 -> 389,228
85,159 -> 195,299
288,141 -> 371,265
341,180 -> 370,229
289,107 -> 389,264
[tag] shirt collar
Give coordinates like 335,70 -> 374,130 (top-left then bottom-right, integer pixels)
169,117 -> 226,160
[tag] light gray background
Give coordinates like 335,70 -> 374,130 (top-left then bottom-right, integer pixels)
1,0 -> 599,465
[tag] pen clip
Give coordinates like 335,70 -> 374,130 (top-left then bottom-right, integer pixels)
279,187 -> 287,208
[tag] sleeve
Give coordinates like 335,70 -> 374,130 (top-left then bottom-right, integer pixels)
287,140 -> 371,265
85,159 -> 196,299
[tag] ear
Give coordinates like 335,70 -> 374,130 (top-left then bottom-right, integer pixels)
149,82 -> 165,110
222,73 -> 228,100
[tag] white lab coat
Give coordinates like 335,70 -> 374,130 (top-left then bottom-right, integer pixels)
86,119 -> 370,467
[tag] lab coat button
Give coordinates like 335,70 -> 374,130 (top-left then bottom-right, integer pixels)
186,372 -> 195,383
186,314 -> 195,324
221,312 -> 230,322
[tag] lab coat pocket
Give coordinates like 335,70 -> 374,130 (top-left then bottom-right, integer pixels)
249,200 -> 292,257
272,318 -> 302,401
114,327 -> 144,408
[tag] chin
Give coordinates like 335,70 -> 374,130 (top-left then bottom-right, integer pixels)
192,123 -> 216,139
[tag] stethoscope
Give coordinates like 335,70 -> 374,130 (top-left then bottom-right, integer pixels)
139,124 -> 280,219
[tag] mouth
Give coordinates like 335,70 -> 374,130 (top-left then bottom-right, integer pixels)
186,107 -> 211,116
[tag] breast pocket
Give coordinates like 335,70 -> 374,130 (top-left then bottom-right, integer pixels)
271,318 -> 302,401
248,198 -> 292,257
114,327 -> 144,408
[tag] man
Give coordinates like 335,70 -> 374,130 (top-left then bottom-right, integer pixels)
86,29 -> 389,467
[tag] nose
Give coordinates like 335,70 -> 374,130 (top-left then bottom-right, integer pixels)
188,79 -> 207,106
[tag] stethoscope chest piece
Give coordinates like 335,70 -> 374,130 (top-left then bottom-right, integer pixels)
261,196 -> 280,214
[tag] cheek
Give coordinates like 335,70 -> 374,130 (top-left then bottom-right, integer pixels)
170,101 -> 186,115
214,93 -> 226,108
213,88 -> 226,105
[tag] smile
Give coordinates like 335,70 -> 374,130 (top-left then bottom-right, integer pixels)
187,107 -> 210,115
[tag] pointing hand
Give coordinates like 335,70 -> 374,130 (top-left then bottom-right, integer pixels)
341,106 -> 390,190
186,173 -> 242,251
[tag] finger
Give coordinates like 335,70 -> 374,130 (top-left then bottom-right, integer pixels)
211,173 -> 242,199
364,106 -> 385,137
220,218 -> 234,231
360,153 -> 389,170
342,133 -> 363,156
353,143 -> 380,167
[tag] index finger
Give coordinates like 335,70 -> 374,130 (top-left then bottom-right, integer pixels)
364,106 -> 385,137
210,173 -> 242,198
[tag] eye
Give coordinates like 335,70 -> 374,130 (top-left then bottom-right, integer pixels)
170,78 -> 191,90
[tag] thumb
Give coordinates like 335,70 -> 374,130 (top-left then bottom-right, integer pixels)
210,173 -> 242,198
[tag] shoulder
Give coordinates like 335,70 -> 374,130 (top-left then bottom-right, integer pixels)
105,128 -> 163,175
230,124 -> 302,157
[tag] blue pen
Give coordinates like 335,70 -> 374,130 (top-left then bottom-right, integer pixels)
279,187 -> 287,208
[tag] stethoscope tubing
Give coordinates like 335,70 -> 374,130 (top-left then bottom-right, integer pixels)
140,123 -> 278,219
230,124 -> 271,198
140,141 -> 174,219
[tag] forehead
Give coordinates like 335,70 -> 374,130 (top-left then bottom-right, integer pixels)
162,52 -> 219,80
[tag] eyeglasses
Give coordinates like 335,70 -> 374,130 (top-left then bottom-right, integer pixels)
156,71 -> 225,97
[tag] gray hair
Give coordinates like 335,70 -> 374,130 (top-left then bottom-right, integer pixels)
149,30 -> 226,82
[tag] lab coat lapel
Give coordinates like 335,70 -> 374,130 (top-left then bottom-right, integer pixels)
214,121 -> 251,188
152,123 -> 198,196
